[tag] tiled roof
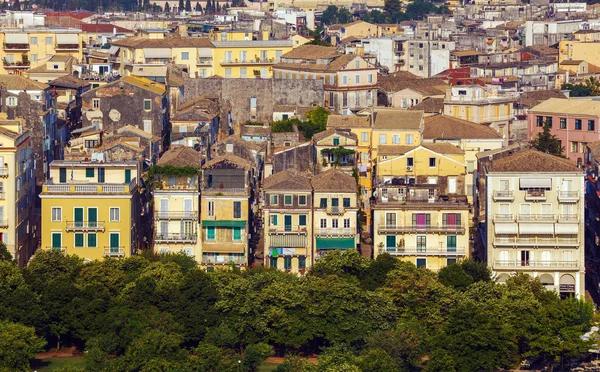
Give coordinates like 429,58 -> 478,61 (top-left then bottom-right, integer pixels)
378,74 -> 448,95
0,74 -> 48,90
280,45 -> 340,60
157,145 -> 202,167
587,141 -> 600,162
378,145 -> 415,156
530,98 -> 600,116
0,125 -> 20,139
273,104 -> 296,112
49,74 -> 90,89
111,36 -> 213,48
216,135 -> 265,152
241,124 -> 271,137
520,89 -> 567,108
312,128 -> 357,142
489,149 -> 580,172
408,98 -> 444,113
327,114 -> 371,129
372,109 -> 423,130
203,154 -> 253,170
121,76 -> 166,95
311,168 -> 357,193
423,143 -> 464,155
274,54 -> 362,73
423,115 -> 501,139
560,60 -> 585,65
80,24 -> 134,33
263,168 -> 312,190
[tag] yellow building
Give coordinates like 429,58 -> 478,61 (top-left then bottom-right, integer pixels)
153,147 -> 201,260
200,154 -> 253,269
560,40 -> 600,65
370,109 -> 424,161
0,118 -> 35,266
211,39 -> 294,78
312,128 -> 358,175
40,160 -> 141,261
263,169 -> 312,274
0,28 -> 82,74
372,143 -> 470,271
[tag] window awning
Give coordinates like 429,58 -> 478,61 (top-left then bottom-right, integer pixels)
202,243 -> 245,253
519,178 -> 551,189
143,48 -> 171,59
108,46 -> 120,55
56,34 -> 79,44
202,220 -> 246,227
555,223 -> 579,234
316,237 -> 355,250
5,33 -> 28,44
494,223 -> 518,234
197,48 -> 212,57
270,235 -> 307,248
520,223 -> 554,234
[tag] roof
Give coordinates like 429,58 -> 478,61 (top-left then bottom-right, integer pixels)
280,45 -> 340,60
80,24 -> 134,33
588,141 -> 600,162
273,104 -> 296,112
44,10 -> 94,19
111,36 -> 213,48
0,74 -> 48,90
378,145 -> 415,156
241,124 -> 271,137
520,89 -> 567,108
378,74 -> 448,95
275,53 -> 364,73
423,115 -> 502,139
263,168 -> 312,190
423,143 -> 464,155
453,50 -> 482,57
311,168 -> 357,193
0,125 -> 20,139
378,143 -> 464,156
560,60 -> 585,65
157,145 -> 202,167
202,154 -> 252,170
372,109 -> 423,130
49,74 -> 90,89
312,128 -> 357,142
530,98 -> 600,115
327,114 -> 371,129
217,135 -> 265,152
121,76 -> 166,95
408,97 -> 444,113
489,149 -> 581,173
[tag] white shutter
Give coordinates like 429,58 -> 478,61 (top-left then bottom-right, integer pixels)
184,199 -> 192,217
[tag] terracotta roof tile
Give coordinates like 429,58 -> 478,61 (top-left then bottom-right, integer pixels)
280,45 -> 340,60
327,114 -> 371,129
112,36 -> 213,48
263,168 -> 312,190
311,168 -> 357,192
372,109 -> 423,130
312,128 -> 357,142
157,145 -> 202,167
423,142 -> 464,155
489,149 -> 581,172
423,115 -> 502,139
0,74 -> 48,90
408,97 -> 444,113
203,154 -> 253,170
379,74 -> 448,95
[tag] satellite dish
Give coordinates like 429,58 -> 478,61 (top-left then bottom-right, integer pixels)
373,190 -> 378,197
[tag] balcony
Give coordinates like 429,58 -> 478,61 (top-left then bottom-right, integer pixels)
558,214 -> 579,222
154,211 -> 198,220
269,225 -> 308,235
55,44 -> 79,51
3,43 -> 29,51
493,237 -> 579,247
3,61 -> 29,69
493,190 -> 514,201
517,214 -> 555,222
524,190 -> 546,201
377,224 -> 465,234
155,233 -> 197,243
220,58 -> 276,66
558,190 -> 579,203
0,220 -> 8,228
0,167 -> 10,177
0,192 -> 5,199
315,227 -> 356,236
104,247 -> 125,257
202,255 -> 246,265
493,260 -> 579,269
379,246 -> 466,256
325,206 -> 346,215
493,214 -> 515,222
65,221 -> 105,231
43,178 -> 137,195
45,246 -> 67,252
196,58 -> 213,66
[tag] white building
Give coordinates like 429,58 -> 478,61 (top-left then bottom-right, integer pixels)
524,20 -> 583,47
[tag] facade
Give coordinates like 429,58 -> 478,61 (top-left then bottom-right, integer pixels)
313,128 -> 358,174
40,160 -> 142,261
482,150 -> 585,298
212,40 -> 294,79
397,39 -> 456,78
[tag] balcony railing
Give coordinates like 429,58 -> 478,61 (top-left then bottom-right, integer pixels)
493,214 -> 514,221
315,227 -> 356,236
55,44 -> 79,51
196,58 -> 213,65
524,190 -> 546,201
202,255 -> 246,265
325,206 -> 346,215
377,224 -> 465,233
3,43 -> 30,51
493,190 -> 514,201
65,221 -> 105,231
0,167 -> 10,177
2,61 -> 29,69
154,211 -> 198,220
379,246 -> 466,256
493,237 -> 579,247
104,247 -> 125,257
558,214 -> 579,221
43,178 -> 137,194
0,220 -> 8,228
45,246 -> 67,252
494,260 -> 579,269
518,214 -> 555,222
220,57 -> 275,65
154,233 -> 197,243
558,190 -> 579,202
269,225 -> 308,234
0,192 -> 5,200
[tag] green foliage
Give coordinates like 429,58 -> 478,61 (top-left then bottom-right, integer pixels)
306,106 -> 331,128
268,107 -> 329,140
0,321 -> 46,371
361,9 -> 387,23
531,118 -> 564,156
242,343 -> 274,371
320,5 -> 352,25
309,25 -> 330,46
147,164 -> 199,180
563,77 -> 600,97
438,263 -> 474,290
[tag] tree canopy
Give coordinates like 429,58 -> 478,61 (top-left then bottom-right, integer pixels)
531,117 -> 564,156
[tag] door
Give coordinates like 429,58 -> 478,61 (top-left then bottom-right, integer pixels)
284,215 -> 292,232
541,203 -> 552,217
499,250 -> 509,266
541,250 -> 551,266
385,213 -> 396,228
52,233 -> 61,250
109,233 -> 119,253
500,180 -> 509,191
88,208 -> 97,228
521,250 -> 530,266
184,199 -> 192,218
98,167 -> 105,183
160,221 -> 168,238
562,179 -> 572,192
59,167 -> 67,183
74,207 -> 83,228
416,235 -> 427,252
447,235 -> 457,252
562,250 -> 573,265
160,199 -> 169,218
386,235 -> 396,252
125,169 -> 131,184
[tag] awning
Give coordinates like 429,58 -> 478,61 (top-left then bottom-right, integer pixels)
202,242 -> 245,253
143,48 -> 171,59
520,223 -> 554,234
519,178 -> 551,189
316,237 -> 355,250
494,223 -> 518,234
270,235 -> 307,248
559,274 -> 576,292
202,220 -> 246,227
5,33 -> 28,44
197,48 -> 212,57
108,45 -> 120,55
555,223 -> 579,234
56,34 -> 79,44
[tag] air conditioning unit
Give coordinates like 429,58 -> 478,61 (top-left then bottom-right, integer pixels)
407,166 -> 413,171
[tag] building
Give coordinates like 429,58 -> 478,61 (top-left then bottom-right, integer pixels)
559,40 -> 600,67
200,154 -> 254,269
40,160 -> 142,261
263,169 -> 313,274
153,146 -> 201,259
26,55 -> 76,83
378,73 -> 448,108
527,98 -> 600,164
311,169 -> 359,258
371,143 -> 470,271
272,45 -> 378,115
481,149 -> 585,298
524,20 -> 583,47
313,128 -> 358,175
396,39 -> 456,78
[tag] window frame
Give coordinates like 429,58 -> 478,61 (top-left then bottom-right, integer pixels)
74,233 -> 84,248
284,194 -> 293,206
143,99 -> 152,111
51,207 -> 62,222
109,207 -> 120,222
92,98 -> 100,109
298,195 -> 307,206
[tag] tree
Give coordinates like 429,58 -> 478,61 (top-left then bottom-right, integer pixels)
195,1 -> 201,11
308,25 -> 329,46
320,5 -> 339,25
437,263 -> 474,291
305,106 -> 331,130
0,241 -> 12,261
362,9 -> 387,23
584,76 -> 600,96
337,7 -> 353,23
242,343 -> 274,372
0,321 -> 46,371
531,118 -> 563,156
185,0 -> 191,11
384,0 -> 401,21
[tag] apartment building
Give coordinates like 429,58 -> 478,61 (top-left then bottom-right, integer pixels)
153,147 -> 201,259
0,28 -> 82,74
212,40 -> 294,79
397,39 -> 456,78
528,98 -> 600,164
559,40 -> 600,67
40,160 -> 142,261
0,119 -> 35,266
371,143 -> 469,271
200,154 -> 254,269
272,45 -> 378,115
482,150 -> 584,298
263,169 -> 312,274
370,109 -> 424,160
313,128 -> 358,175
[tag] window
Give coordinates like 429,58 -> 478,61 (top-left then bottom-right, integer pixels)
86,167 -> 94,177
416,236 -> 427,251
447,258 -> 457,266
368,74 -> 373,83
428,176 -> 438,184
442,213 -> 461,228
416,258 -> 426,268
329,75 -> 334,85
284,257 -> 292,270
331,198 -> 339,207
88,233 -> 97,248
560,118 -> 567,129
342,76 -> 347,85
270,256 -> 278,269
386,235 -> 396,249
206,226 -> 216,241
299,256 -> 306,270
298,195 -> 307,205
46,37 -> 53,44
343,198 -> 350,207
74,233 -> 84,248
232,227 -> 242,241
51,207 -> 62,222
270,195 -> 279,205
413,213 -> 431,228
343,93 -> 348,107
355,75 -> 360,84
407,157 -> 414,167
284,195 -> 292,206
355,60 -> 360,68
299,215 -> 307,226
392,134 -> 400,144
271,215 -> 278,226
225,68 -> 232,78
332,219 -> 339,228
181,51 -> 189,60
575,119 -> 582,130
92,99 -> 100,109
546,117 -> 552,127
361,132 -> 368,142
344,218 -> 350,228
406,134 -> 413,144
183,248 -> 192,256
419,66 -> 424,71
589,120 -> 595,131
536,116 -> 543,127
571,141 -> 579,153
51,233 -> 62,249
240,68 -> 247,78
320,218 -> 327,228
320,198 -> 327,208
208,201 -> 214,217
233,201 -> 241,218
143,99 -> 151,111
109,207 -> 120,222
31,54 -> 37,62
379,134 -> 387,145
142,120 -> 152,133
6,97 -> 17,107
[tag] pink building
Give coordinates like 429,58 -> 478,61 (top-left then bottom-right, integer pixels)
528,97 -> 600,164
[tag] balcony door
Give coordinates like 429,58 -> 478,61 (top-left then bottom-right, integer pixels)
385,213 -> 396,228
184,199 -> 193,218
160,199 -> 169,219
562,179 -> 572,192
88,208 -> 97,228
520,250 -> 530,266
413,213 -> 430,229
447,235 -> 457,252
74,207 -> 83,228
98,167 -> 105,183
386,235 -> 396,252
416,235 -> 426,253
52,232 -> 62,250
284,215 -> 292,232
109,233 -> 120,253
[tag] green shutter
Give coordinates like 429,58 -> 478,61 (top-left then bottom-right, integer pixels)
86,168 -> 94,177
59,168 -> 67,183
74,208 -> 83,228
88,208 -> 97,226
233,227 -> 241,241
299,215 -> 306,226
272,215 -> 278,226
125,169 -> 131,183
88,233 -> 97,248
207,227 -> 215,240
109,233 -> 119,248
316,237 -> 355,249
52,233 -> 61,248
284,215 -> 292,231
386,235 -> 396,249
298,256 -> 306,269
75,233 -> 84,247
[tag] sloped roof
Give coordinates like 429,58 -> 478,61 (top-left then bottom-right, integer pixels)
263,168 -> 312,190
80,24 -> 133,33
372,109 -> 423,130
202,154 -> 252,170
281,45 -> 340,60
423,115 -> 502,139
0,74 -> 48,90
327,114 -> 371,129
312,128 -> 357,142
530,98 -> 600,115
241,124 -> 271,137
112,36 -> 213,48
311,168 -> 357,192
121,76 -> 166,95
157,145 -> 202,167
378,145 -> 415,156
408,97 -> 444,113
49,74 -> 90,89
423,142 -> 464,155
489,149 -> 580,172
520,89 -> 567,108
378,74 -> 448,95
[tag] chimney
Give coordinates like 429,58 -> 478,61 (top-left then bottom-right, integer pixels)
113,27 -> 116,35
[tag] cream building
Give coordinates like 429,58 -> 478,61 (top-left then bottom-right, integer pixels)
483,150 -> 585,298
